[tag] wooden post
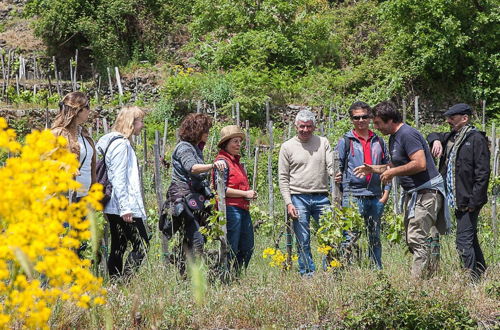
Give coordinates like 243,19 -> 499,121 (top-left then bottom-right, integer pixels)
115,67 -> 123,105
213,101 -> 218,121
402,99 -> 407,123
153,131 -> 164,212
320,122 -> 325,136
267,121 -> 274,219
15,75 -> 19,96
414,96 -> 419,129
331,151 -> 342,207
285,211 -> 293,270
162,118 -> 168,156
96,118 -> 100,136
492,123 -> 497,245
73,49 -> 78,91
265,100 -> 270,124
107,67 -> 114,97
215,168 -> 228,271
482,100 -> 486,131
57,72 -> 62,95
143,128 -> 148,171
47,74 -> 52,97
1,52 -> 5,100
102,117 -> 109,134
69,58 -> 74,89
231,103 -> 235,122
252,146 -> 260,191
245,120 -> 250,158
392,177 -> 400,214
236,102 -> 240,127
196,100 -> 201,114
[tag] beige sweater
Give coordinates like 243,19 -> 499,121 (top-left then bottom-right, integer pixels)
278,135 -> 334,205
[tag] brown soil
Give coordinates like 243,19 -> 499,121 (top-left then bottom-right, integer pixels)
0,18 -> 46,54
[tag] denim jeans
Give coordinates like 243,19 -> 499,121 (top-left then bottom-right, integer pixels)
226,206 -> 255,272
291,194 -> 331,275
342,195 -> 385,269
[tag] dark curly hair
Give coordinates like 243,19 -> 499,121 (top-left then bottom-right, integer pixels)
178,113 -> 213,144
372,101 -> 402,123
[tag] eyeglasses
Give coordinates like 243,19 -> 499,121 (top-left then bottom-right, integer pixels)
351,115 -> 370,121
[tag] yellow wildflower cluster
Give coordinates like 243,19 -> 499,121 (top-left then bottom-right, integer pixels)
328,259 -> 342,270
0,118 -> 106,328
317,244 -> 333,256
174,65 -> 195,77
262,248 -> 298,270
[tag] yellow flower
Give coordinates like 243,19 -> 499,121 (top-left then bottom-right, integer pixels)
0,123 -> 106,327
329,259 -> 342,269
317,244 -> 333,255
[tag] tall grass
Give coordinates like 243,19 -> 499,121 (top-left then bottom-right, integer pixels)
50,222 -> 499,328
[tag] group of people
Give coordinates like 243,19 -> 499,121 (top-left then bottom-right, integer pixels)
51,91 -> 490,282
279,101 -> 490,281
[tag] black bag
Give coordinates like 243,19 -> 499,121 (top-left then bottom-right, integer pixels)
96,136 -> 124,206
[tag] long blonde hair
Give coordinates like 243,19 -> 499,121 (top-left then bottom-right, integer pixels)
52,92 -> 89,129
112,106 -> 145,139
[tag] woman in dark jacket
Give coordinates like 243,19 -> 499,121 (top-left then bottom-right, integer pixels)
161,114 -> 225,264
213,125 -> 257,272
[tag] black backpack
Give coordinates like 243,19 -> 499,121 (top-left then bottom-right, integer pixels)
96,135 -> 124,206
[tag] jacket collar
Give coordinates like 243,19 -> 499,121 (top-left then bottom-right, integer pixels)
218,149 -> 241,163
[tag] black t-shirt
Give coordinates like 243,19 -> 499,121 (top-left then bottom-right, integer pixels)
389,124 -> 439,191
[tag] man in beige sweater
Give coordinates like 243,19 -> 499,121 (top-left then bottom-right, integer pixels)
279,110 -> 333,276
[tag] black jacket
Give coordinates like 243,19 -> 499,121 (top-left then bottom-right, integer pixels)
427,128 -> 490,210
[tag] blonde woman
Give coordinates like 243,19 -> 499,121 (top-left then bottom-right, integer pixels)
52,92 -> 95,201
96,106 -> 148,279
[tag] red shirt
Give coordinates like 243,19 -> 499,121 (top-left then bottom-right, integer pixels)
352,130 -> 374,183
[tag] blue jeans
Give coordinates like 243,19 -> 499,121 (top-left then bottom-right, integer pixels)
226,206 -> 254,272
342,195 -> 385,269
291,194 -> 331,275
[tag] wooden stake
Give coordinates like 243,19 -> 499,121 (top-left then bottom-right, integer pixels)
15,75 -> 19,96
402,99 -> 407,123
267,121 -> 274,219
482,100 -> 486,131
414,96 -> 419,128
331,151 -> 342,207
265,100 -> 270,124
492,123 -> 497,245
162,118 -> 168,156
107,67 -> 114,97
236,102 -> 240,126
114,67 -> 123,105
143,128 -> 148,171
252,146 -> 260,191
196,100 -> 201,114
102,117 -> 109,134
215,168 -> 228,271
73,49 -> 78,91
245,120 -> 250,158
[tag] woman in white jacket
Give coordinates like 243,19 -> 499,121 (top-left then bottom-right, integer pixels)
96,106 -> 148,279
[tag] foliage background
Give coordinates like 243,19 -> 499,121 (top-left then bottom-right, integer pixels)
24,0 -> 500,120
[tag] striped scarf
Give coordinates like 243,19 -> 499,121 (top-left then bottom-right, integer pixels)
446,125 -> 474,209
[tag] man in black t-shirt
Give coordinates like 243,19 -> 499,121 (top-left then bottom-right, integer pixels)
354,101 -> 450,279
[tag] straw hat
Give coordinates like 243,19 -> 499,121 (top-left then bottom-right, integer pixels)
217,125 -> 246,148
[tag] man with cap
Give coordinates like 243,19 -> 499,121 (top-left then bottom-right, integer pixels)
427,103 -> 490,280
278,109 -> 333,276
213,125 -> 257,272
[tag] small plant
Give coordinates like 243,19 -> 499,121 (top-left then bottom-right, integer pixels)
199,198 -> 226,243
262,247 -> 297,270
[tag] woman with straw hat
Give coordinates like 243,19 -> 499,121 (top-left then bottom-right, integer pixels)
213,125 -> 257,273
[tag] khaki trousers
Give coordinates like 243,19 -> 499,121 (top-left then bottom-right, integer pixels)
404,191 -> 443,279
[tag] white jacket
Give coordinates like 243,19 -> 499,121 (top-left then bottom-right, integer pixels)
96,132 -> 146,220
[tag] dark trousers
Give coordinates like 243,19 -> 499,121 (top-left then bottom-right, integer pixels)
455,208 -> 487,279
182,215 -> 205,256
106,213 -> 149,279
226,206 -> 254,272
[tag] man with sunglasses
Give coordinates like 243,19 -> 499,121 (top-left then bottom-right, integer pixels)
335,101 -> 391,269
354,101 -> 451,280
427,103 -> 490,281
279,109 -> 334,276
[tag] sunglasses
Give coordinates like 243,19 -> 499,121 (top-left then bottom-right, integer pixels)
351,115 -> 370,121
